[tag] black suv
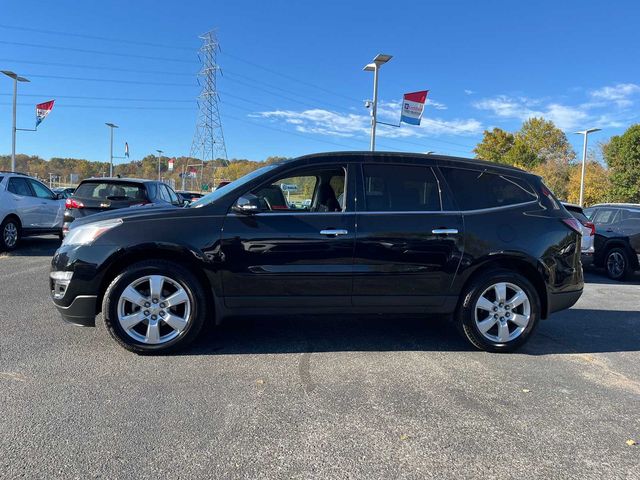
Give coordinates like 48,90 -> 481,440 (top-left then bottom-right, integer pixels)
584,203 -> 640,280
50,152 -> 584,353
63,178 -> 183,234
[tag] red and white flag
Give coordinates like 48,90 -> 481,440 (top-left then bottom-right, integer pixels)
36,100 -> 55,127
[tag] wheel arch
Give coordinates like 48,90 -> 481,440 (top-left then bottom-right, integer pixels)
1,213 -> 22,228
96,245 -> 218,322
601,239 -> 638,269
456,254 -> 549,319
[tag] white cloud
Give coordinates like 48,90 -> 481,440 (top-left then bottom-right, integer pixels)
590,83 -> 640,107
472,85 -> 638,131
252,103 -> 482,140
464,89 -> 475,95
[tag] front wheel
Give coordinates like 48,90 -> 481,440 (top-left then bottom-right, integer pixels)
456,270 -> 540,352
102,260 -> 207,354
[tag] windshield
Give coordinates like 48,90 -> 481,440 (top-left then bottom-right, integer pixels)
190,164 -> 279,208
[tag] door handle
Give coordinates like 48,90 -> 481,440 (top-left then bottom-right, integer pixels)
432,228 -> 459,235
320,229 -> 348,236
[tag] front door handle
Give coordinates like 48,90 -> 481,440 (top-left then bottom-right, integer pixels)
320,229 -> 349,236
432,228 -> 459,235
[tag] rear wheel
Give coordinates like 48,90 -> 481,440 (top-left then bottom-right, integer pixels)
605,247 -> 632,281
456,269 -> 540,352
1,217 -> 20,251
102,260 -> 207,354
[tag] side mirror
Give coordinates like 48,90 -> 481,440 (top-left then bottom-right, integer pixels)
55,193 -> 64,200
232,194 -> 262,214
182,200 -> 190,207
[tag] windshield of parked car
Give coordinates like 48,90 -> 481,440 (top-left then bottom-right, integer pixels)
189,164 -> 279,208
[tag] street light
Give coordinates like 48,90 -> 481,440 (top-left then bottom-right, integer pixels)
105,123 -> 119,176
156,150 -> 164,181
574,128 -> 601,207
2,71 -> 30,172
363,54 -> 392,151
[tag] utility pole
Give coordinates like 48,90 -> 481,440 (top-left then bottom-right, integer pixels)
105,123 -> 118,176
190,30 -> 229,188
156,150 -> 164,181
362,54 -> 392,151
2,71 -> 30,172
575,128 -> 601,207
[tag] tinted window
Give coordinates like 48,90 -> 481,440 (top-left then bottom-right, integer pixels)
75,182 -> 146,201
441,168 -> 537,210
592,208 -> 620,225
8,177 -> 33,196
165,185 -> 180,204
0,176 -> 4,184
252,166 -> 346,213
620,209 -> 640,220
29,179 -> 54,199
157,185 -> 172,203
363,164 -> 440,212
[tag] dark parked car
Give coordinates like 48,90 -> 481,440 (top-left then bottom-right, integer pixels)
63,178 -> 183,234
583,203 -> 640,280
53,187 -> 76,199
50,152 -> 584,354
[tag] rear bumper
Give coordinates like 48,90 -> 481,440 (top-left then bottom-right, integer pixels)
548,288 -> 582,315
53,295 -> 97,326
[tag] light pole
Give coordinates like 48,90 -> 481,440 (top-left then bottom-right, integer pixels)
105,123 -> 119,176
574,128 -> 601,207
2,71 -> 30,172
156,150 -> 163,181
363,54 -> 392,151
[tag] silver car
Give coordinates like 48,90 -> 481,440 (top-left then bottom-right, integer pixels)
563,203 -> 595,266
0,172 -> 65,250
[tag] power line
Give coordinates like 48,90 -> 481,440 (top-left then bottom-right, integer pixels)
0,93 -> 193,103
0,24 -> 195,51
0,58 -> 194,76
0,40 -> 195,64
0,102 -> 192,111
23,73 -> 194,87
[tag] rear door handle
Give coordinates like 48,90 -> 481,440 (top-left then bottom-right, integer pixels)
432,228 -> 459,235
320,229 -> 348,236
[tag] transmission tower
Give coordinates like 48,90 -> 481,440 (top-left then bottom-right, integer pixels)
190,30 -> 228,184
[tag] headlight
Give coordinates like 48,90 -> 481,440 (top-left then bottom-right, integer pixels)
63,218 -> 123,246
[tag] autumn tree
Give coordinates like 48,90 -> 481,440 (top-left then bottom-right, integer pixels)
566,160 -> 611,206
473,128 -> 515,163
602,124 -> 640,202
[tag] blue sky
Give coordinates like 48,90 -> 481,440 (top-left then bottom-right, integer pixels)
1,0 -> 639,164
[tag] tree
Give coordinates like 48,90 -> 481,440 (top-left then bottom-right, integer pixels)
502,139 -> 540,169
518,117 -> 575,164
473,128 -> 515,163
566,160 -> 611,206
602,124 -> 640,202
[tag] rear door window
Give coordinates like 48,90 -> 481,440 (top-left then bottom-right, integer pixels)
75,182 -> 146,201
362,164 -> 441,211
592,208 -> 620,225
8,177 -> 34,197
440,167 -> 537,210
28,179 -> 54,199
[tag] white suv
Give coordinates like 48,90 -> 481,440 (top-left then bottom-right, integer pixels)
0,172 -> 65,250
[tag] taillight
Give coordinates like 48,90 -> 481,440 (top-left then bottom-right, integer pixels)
584,221 -> 596,236
65,198 -> 84,209
562,217 -> 583,234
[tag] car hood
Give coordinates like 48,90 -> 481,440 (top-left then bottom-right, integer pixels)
70,203 -> 181,229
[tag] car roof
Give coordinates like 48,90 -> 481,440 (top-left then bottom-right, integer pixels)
80,177 -> 151,184
589,203 -> 640,210
286,151 -> 531,176
562,202 -> 583,212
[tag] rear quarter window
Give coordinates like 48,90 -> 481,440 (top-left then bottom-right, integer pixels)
440,167 -> 537,211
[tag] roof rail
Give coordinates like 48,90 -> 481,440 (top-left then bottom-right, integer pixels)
0,170 -> 28,176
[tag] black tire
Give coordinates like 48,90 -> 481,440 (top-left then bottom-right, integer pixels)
456,269 -> 541,353
102,260 -> 208,354
0,216 -> 20,251
605,247 -> 633,281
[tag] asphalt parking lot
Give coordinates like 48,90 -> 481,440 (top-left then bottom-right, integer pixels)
1,237 -> 639,479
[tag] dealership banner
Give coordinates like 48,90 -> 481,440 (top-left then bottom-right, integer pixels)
168,158 -> 174,171
124,142 -> 130,158
35,100 -> 55,127
400,91 -> 428,125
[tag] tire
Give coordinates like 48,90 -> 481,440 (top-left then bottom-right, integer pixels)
456,269 -> 541,353
0,217 -> 20,251
102,260 -> 207,354
605,247 -> 632,281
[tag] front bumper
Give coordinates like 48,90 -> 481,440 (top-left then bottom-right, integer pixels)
54,295 -> 97,326
548,288 -> 583,315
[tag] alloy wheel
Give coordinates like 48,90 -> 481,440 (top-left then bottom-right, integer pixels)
607,251 -> 625,278
3,222 -> 18,248
474,282 -> 531,343
117,275 -> 191,345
